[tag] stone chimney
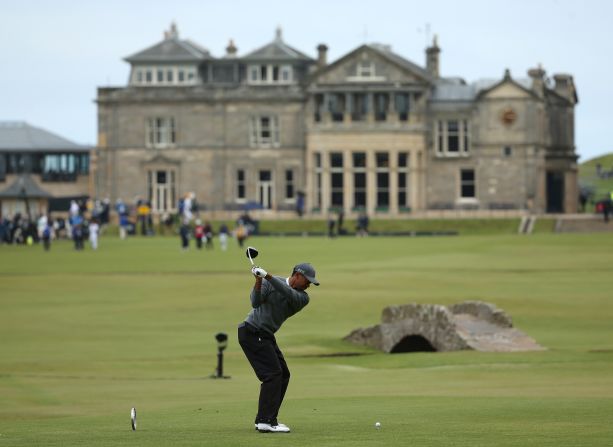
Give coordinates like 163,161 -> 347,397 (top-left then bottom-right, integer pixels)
226,39 -> 238,57
527,64 -> 546,97
553,74 -> 578,104
426,35 -> 440,78
317,44 -> 328,68
164,22 -> 179,40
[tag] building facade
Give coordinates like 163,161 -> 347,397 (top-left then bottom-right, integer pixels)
0,122 -> 91,216
95,24 -> 578,217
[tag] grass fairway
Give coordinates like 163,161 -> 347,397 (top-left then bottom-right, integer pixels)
1,234 -> 613,446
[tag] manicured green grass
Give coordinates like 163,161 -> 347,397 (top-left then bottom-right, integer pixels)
1,234 -> 613,446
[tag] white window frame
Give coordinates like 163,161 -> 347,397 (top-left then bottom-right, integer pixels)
247,64 -> 294,85
148,169 -> 177,213
132,65 -> 198,86
347,60 -> 386,82
435,119 -> 471,157
249,115 -> 280,148
280,65 -> 292,82
146,117 -> 177,148
358,61 -> 374,77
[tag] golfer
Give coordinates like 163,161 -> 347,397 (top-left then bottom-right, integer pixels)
238,262 -> 319,433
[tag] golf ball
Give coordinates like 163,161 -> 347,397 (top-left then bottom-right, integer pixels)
375,422 -> 381,429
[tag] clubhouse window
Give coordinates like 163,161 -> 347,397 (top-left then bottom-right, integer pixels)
460,169 -> 476,198
397,152 -> 410,208
435,119 -> 470,156
285,169 -> 295,202
376,152 -> 390,208
250,116 -> 280,148
146,117 -> 176,148
330,152 -> 344,208
353,152 -> 367,209
236,169 -> 246,202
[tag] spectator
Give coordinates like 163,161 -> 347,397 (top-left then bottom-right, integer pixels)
179,223 -> 190,250
337,210 -> 345,235
136,199 -> 150,235
356,212 -> 369,237
41,218 -> 53,251
101,198 -> 111,226
89,219 -> 100,250
327,215 -> 336,238
203,221 -> 214,249
54,217 -> 66,239
219,222 -> 229,251
235,222 -> 248,247
194,219 -> 205,249
603,197 -> 612,223
116,198 -> 129,239
0,215 -> 8,244
296,192 -> 305,218
37,214 -> 48,240
183,192 -> 195,224
69,200 -> 80,217
71,214 -> 84,250
146,200 -> 154,235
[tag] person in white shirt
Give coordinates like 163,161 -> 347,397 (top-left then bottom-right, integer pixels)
89,220 -> 100,250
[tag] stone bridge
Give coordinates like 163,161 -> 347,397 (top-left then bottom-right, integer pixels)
344,301 -> 545,353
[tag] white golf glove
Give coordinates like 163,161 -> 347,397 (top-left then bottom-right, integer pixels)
251,266 -> 268,278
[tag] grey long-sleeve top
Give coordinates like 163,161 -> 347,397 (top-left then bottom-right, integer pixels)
245,275 -> 310,335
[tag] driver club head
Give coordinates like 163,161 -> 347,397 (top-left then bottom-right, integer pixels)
246,247 -> 258,265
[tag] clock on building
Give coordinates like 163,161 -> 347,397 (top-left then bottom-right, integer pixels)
501,108 -> 517,125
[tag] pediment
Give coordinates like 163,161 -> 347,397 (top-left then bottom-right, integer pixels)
312,45 -> 431,86
141,153 -> 181,167
485,82 -> 532,99
479,79 -> 535,100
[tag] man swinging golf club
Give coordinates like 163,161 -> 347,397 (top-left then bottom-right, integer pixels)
238,253 -> 319,433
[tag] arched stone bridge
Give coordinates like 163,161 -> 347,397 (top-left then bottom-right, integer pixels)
344,301 -> 545,353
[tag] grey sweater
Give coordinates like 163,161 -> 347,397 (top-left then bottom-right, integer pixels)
245,275 -> 310,335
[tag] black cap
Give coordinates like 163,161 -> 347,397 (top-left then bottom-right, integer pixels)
293,263 -> 320,286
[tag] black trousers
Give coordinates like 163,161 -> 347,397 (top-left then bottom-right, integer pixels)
238,322 -> 290,424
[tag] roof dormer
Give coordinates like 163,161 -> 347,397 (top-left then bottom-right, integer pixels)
124,23 -> 212,86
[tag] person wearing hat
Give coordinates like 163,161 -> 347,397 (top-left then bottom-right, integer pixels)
238,262 -> 320,433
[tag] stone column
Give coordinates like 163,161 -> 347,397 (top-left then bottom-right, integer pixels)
564,167 -> 578,213
344,92 -> 352,124
367,93 -> 375,124
343,149 -> 352,213
388,92 -> 397,123
408,93 -> 415,124
366,150 -> 376,215
411,147 -> 427,211
322,93 -> 331,125
321,150 -> 330,213
305,139 -> 314,214
389,149 -> 399,215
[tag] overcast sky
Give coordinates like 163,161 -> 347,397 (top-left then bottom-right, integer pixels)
2,0 -> 612,161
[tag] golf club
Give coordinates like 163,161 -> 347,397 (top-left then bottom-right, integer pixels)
246,246 -> 258,265
131,407 -> 137,430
